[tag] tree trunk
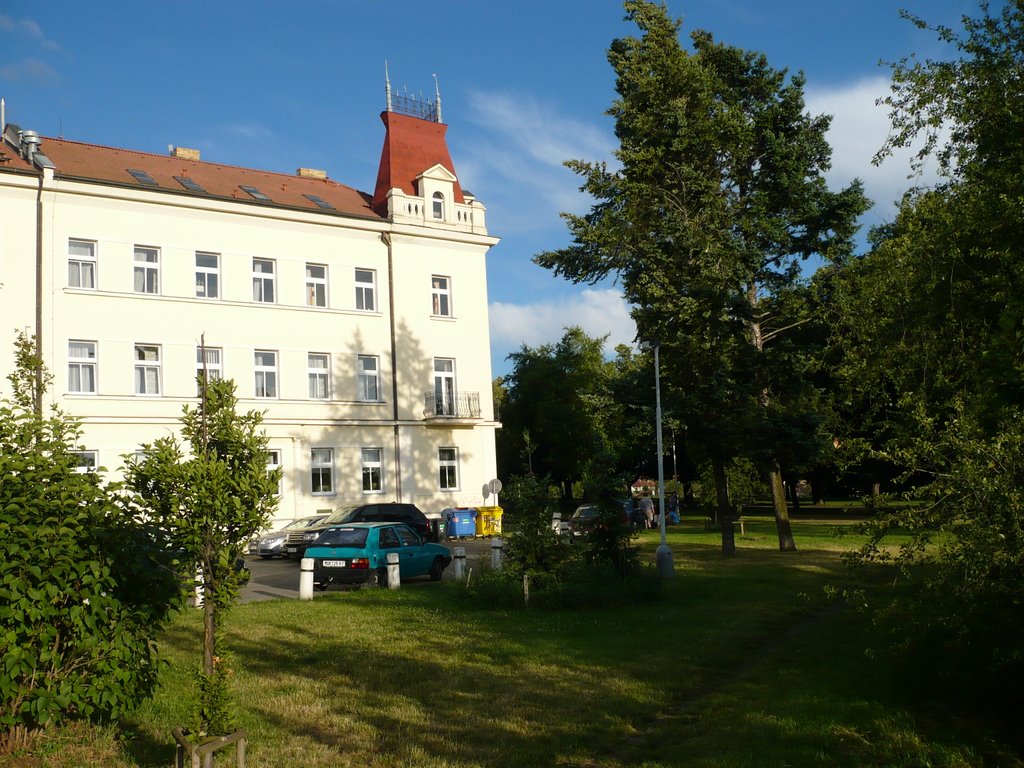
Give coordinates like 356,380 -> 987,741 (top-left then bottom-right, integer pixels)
769,463 -> 797,552
712,454 -> 736,556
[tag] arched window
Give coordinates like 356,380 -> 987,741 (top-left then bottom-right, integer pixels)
432,191 -> 445,219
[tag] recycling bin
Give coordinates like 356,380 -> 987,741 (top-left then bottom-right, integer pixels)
475,505 -> 504,537
444,507 -> 478,539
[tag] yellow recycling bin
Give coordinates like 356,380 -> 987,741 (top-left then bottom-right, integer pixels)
475,505 -> 504,537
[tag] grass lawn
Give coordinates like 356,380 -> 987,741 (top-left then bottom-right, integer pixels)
14,518 -> 1022,767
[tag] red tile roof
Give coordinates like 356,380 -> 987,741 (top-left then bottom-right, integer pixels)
18,136 -> 382,220
372,111 -> 465,214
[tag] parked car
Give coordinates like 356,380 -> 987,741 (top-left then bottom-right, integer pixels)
284,502 -> 434,559
564,501 -> 633,542
306,522 -> 452,589
249,514 -> 329,559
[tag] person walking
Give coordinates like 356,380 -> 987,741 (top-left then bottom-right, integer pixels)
639,495 -> 655,530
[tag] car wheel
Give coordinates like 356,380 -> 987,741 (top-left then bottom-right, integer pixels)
313,582 -> 327,592
367,568 -> 387,588
429,556 -> 445,581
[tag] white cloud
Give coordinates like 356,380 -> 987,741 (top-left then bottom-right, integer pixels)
0,57 -> 58,84
489,287 -> 636,361
0,15 -> 61,52
807,76 -> 943,227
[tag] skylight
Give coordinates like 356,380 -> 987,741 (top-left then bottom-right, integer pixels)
303,194 -> 335,210
240,185 -> 271,201
127,168 -> 158,186
174,175 -> 206,193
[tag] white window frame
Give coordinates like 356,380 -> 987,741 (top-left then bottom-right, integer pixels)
195,252 -> 220,299
306,263 -> 327,307
432,191 -> 445,219
433,357 -> 456,416
73,450 -> 98,474
254,350 -> 278,398
134,344 -> 161,396
361,447 -> 383,493
439,447 -> 459,490
266,449 -> 282,496
431,275 -> 452,317
308,353 -> 330,400
68,239 -> 97,289
133,246 -> 160,294
196,346 -> 223,395
68,340 -> 97,394
252,258 -> 276,303
311,448 -> 334,495
357,355 -> 380,401
355,268 -> 376,311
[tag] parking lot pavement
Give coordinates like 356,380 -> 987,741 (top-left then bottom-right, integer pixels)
239,536 -> 497,603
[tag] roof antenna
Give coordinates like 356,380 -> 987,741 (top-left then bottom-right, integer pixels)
385,61 -> 392,112
433,73 -> 442,123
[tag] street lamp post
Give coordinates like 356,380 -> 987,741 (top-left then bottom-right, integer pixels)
641,340 -> 675,579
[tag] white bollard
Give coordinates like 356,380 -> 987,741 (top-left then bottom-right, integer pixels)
299,558 -> 314,600
551,511 -> 562,533
453,546 -> 466,579
491,538 -> 503,570
386,552 -> 401,589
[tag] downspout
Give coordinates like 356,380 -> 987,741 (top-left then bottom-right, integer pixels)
381,231 -> 402,501
34,170 -> 44,415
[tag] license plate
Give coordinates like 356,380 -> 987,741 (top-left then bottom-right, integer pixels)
322,560 -> 346,568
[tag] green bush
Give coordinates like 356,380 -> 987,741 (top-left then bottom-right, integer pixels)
0,334 -> 179,751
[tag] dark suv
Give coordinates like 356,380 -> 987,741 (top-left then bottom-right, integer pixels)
284,502 -> 434,559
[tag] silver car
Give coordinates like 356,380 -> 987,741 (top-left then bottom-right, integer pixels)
250,514 -> 329,559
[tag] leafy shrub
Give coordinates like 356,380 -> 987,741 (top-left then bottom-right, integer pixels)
0,334 -> 179,752
500,474 -> 573,581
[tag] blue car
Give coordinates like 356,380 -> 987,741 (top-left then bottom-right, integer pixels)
305,522 -> 452,589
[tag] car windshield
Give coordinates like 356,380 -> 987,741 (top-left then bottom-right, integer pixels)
324,506 -> 362,525
573,506 -> 601,519
283,515 -> 325,531
314,527 -> 369,548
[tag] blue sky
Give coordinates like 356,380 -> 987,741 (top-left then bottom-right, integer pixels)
1,0 -> 983,376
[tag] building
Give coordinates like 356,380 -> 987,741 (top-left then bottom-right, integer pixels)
0,90 -> 501,528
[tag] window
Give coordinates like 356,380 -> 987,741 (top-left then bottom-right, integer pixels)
308,353 -> 329,399
357,355 -> 379,401
68,239 -> 96,289
196,346 -> 223,395
252,259 -> 276,303
266,449 -> 282,496
68,340 -> 97,394
439,447 -> 459,490
433,358 -> 455,416
133,246 -> 159,294
311,448 -> 334,495
431,275 -> 451,317
432,191 -> 445,219
254,350 -> 277,398
361,448 -> 383,493
355,268 -> 375,311
73,451 -> 98,473
306,263 -> 327,307
195,252 -> 219,298
134,344 -> 161,395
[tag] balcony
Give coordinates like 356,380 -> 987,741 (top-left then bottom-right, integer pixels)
423,391 -> 481,423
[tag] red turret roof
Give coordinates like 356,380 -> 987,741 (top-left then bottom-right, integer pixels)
372,110 -> 464,215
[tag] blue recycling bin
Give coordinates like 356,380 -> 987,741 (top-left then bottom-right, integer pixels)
444,507 -> 478,539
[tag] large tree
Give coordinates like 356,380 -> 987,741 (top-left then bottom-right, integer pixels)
497,327 -> 619,498
828,1 -> 1024,690
536,1 -> 868,553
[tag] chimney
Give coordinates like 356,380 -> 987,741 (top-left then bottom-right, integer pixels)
297,167 -> 327,180
171,146 -> 200,161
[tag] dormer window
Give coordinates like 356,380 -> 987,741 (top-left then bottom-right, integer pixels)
432,192 -> 445,219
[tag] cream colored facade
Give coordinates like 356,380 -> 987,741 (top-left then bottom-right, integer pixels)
0,111 -> 500,530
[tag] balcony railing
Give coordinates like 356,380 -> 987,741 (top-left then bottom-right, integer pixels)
423,391 -> 481,419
